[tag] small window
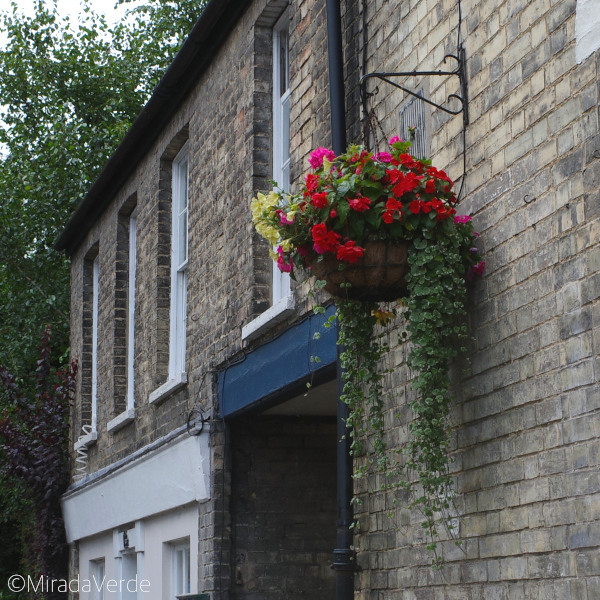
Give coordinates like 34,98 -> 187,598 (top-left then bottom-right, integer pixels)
171,542 -> 191,599
80,248 -> 100,439
120,552 -> 138,600
398,91 -> 428,159
91,255 -> 99,430
110,199 -> 138,430
90,559 -> 105,600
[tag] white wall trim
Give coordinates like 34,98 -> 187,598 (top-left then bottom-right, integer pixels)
62,432 -> 210,543
107,408 -> 136,433
149,372 -> 187,405
242,294 -> 295,341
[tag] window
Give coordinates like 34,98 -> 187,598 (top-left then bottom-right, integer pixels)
91,255 -> 99,431
120,553 -> 138,600
171,542 -> 190,599
108,201 -> 137,432
150,131 -> 189,405
90,559 -> 105,600
272,10 -> 291,303
126,213 -> 137,411
76,248 -> 100,448
241,8 -> 295,341
170,144 -> 189,379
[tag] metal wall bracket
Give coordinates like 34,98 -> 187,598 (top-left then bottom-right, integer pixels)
360,45 -> 469,131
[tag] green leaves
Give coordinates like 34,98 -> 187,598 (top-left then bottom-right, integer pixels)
0,0 -> 206,375
332,213 -> 478,564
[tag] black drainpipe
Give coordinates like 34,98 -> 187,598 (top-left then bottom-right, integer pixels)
325,0 -> 355,597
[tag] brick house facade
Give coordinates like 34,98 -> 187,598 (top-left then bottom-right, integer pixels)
56,0 -> 600,597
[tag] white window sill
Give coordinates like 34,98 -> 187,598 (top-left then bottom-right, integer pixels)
242,294 -> 296,341
149,372 -> 188,405
74,430 -> 98,450
107,408 -> 136,433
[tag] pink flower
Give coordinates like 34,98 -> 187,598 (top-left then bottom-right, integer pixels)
276,209 -> 295,225
473,261 -> 485,276
454,215 -> 472,224
375,151 -> 393,163
389,135 -> 401,145
276,246 -> 293,273
309,147 -> 336,169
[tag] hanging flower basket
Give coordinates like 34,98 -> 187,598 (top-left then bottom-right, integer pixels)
251,137 -> 485,563
310,240 -> 409,301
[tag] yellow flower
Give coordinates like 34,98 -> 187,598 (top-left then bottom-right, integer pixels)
372,309 -> 396,326
280,238 -> 294,252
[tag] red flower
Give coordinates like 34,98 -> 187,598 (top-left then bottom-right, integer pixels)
383,197 -> 403,224
399,153 -> 419,170
386,197 -> 402,211
392,172 -> 422,198
427,166 -> 453,184
305,173 -> 320,194
421,201 -> 433,214
409,200 -> 421,214
336,241 -> 364,263
386,168 -> 402,184
382,210 -> 394,224
348,196 -> 371,212
424,179 -> 436,194
311,192 -> 328,209
311,223 -> 341,254
329,209 -> 337,218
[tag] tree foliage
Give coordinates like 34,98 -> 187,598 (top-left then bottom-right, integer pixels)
0,0 -> 204,376
0,327 -> 77,599
0,0 -> 206,594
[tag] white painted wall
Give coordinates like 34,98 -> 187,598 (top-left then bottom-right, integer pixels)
77,506 -> 199,600
576,0 -> 600,63
62,433 -> 210,543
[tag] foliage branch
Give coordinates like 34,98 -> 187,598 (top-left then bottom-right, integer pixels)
0,326 -> 77,598
252,137 -> 484,559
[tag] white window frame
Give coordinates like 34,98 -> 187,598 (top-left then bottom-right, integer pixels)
90,559 -> 105,600
171,541 -> 191,600
169,143 -> 189,380
91,255 -> 99,431
126,213 -> 137,411
272,10 -> 291,303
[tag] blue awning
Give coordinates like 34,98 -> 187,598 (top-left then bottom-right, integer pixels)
218,306 -> 338,418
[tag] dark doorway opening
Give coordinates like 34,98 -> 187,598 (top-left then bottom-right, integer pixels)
229,381 -> 337,599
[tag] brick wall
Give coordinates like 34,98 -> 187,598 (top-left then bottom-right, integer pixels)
350,0 -> 600,597
65,0 -> 599,596
229,416 -> 337,599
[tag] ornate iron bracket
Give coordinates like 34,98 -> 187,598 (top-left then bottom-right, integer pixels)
360,46 -> 469,130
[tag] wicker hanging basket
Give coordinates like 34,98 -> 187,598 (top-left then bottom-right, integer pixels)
310,240 -> 409,301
